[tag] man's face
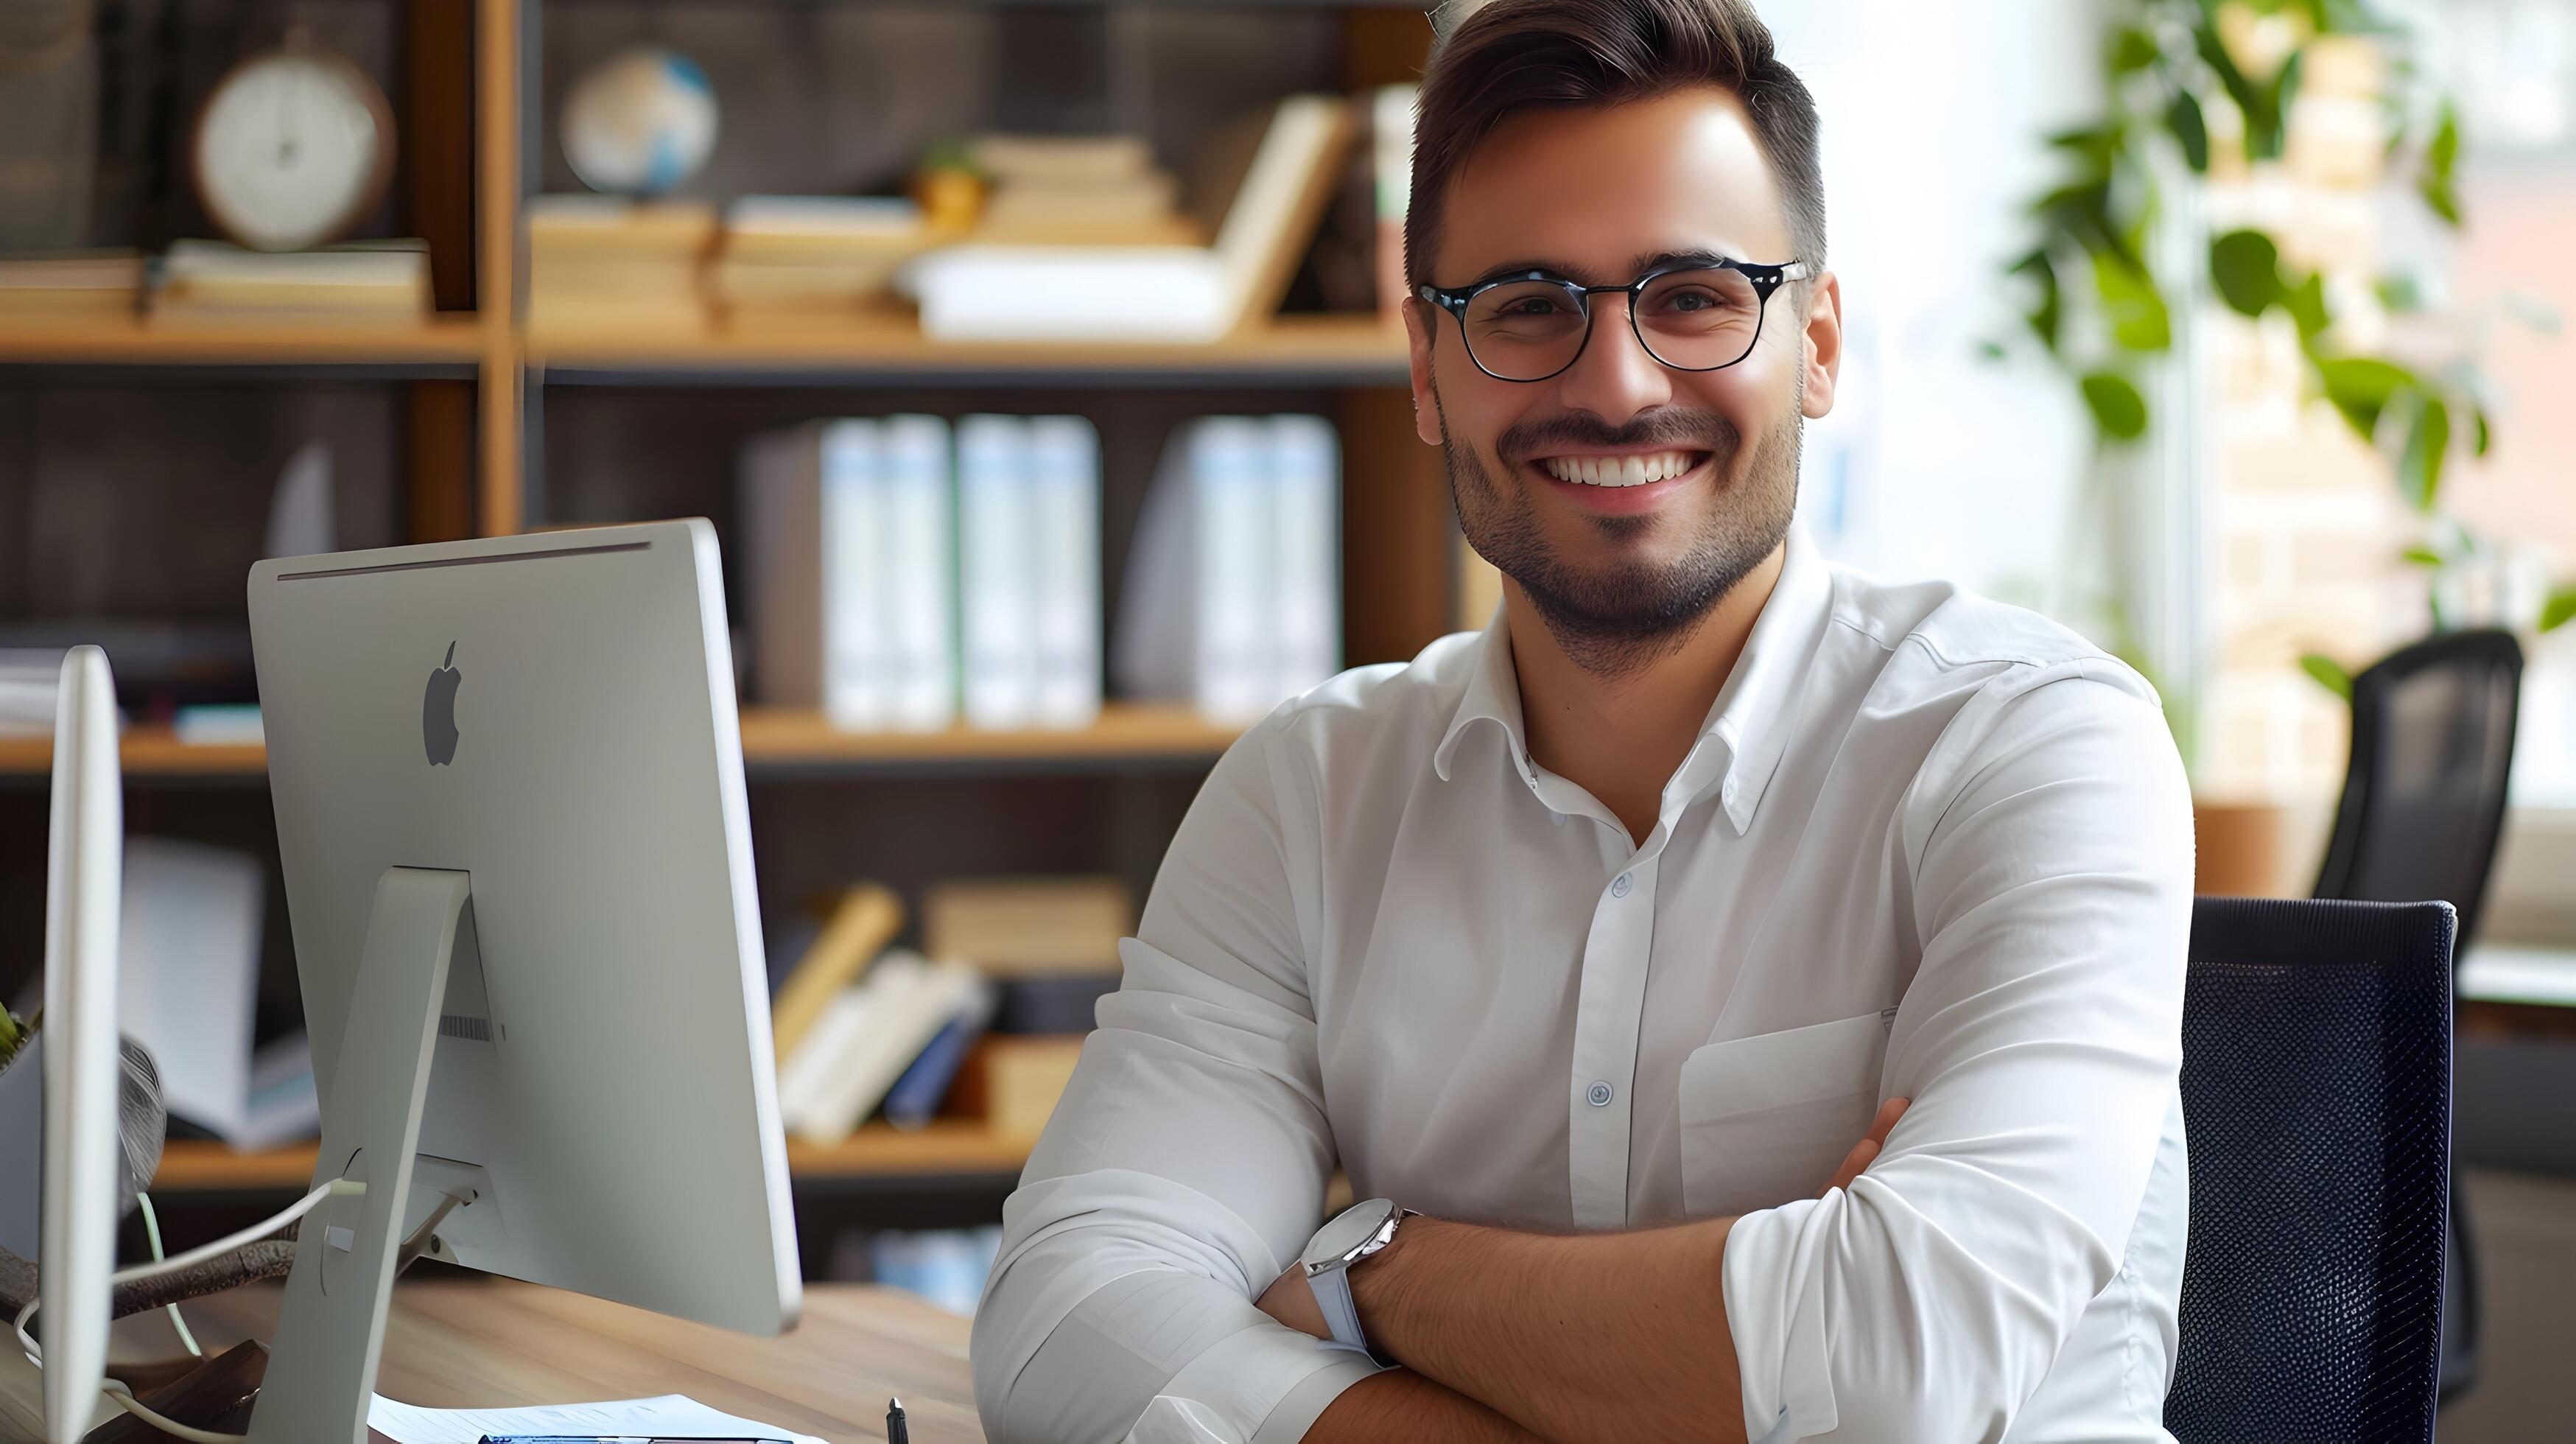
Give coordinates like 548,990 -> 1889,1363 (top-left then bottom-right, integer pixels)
1407,86 -> 1842,662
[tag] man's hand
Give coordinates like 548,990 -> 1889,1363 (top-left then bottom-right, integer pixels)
1258,1096 -> 1912,1345
1822,1096 -> 1909,1196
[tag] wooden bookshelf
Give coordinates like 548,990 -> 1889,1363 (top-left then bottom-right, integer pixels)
0,315 -> 488,371
0,704 -> 1239,779
152,1121 -> 1032,1194
526,312 -> 1410,384
0,724 -> 264,778
737,704 -> 1239,768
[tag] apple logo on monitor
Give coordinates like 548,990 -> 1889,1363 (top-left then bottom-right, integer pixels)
424,642 -> 462,765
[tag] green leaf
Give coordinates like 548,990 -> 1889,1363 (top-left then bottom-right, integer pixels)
2542,586 -> 2576,634
2112,26 -> 2162,73
2281,271 -> 2331,341
2300,653 -> 2355,698
1975,338 -> 2007,362
2401,545 -> 2445,567
2046,125 -> 2123,170
2010,250 -> 2063,350
2397,393 -> 2451,510
2093,250 -> 2172,352
2209,230 -> 2281,316
2082,371 -> 2151,440
2168,90 -> 2211,172
2420,174 -> 2462,226
2472,405 -> 2492,456
2429,103 -> 2461,181
2315,355 -> 2415,437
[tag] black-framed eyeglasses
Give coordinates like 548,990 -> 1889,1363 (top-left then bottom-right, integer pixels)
1416,258 -> 1811,383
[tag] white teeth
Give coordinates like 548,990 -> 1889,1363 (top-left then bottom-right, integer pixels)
1539,451 -> 1699,486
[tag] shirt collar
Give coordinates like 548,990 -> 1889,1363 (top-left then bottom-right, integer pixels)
1431,524 -> 1833,836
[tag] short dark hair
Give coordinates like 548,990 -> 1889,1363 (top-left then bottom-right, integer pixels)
1405,0 -> 1827,290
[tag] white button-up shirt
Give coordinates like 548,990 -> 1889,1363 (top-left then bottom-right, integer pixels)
972,527 -> 2194,1444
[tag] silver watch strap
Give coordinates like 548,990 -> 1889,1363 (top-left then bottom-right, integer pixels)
1306,1264 -> 1370,1354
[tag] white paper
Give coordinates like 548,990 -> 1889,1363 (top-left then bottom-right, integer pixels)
119,837 -> 264,1142
367,1391 -> 825,1444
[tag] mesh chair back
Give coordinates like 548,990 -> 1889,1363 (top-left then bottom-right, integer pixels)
2314,630 -> 2521,946
2165,897 -> 2455,1444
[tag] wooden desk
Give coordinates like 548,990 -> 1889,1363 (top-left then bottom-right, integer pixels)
139,1281 -> 980,1442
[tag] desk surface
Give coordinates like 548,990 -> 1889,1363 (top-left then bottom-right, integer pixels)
150,1280 -> 981,1443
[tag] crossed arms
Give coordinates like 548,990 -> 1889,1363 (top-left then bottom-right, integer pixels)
1254,1099 -> 1908,1442
969,673 -> 2194,1443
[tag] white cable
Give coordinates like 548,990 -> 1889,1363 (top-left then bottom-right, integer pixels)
15,1177 -> 362,1442
99,1381 -> 245,1443
110,1178 -> 359,1288
136,1192 -> 204,1357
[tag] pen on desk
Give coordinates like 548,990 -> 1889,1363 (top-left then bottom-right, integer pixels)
886,1397 -> 909,1444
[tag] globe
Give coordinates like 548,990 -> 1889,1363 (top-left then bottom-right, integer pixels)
561,46 -> 719,195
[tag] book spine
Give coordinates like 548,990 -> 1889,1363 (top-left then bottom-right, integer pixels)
881,982 -> 997,1131
1194,418 -> 1276,722
823,421 -> 888,730
1028,416 -> 1103,729
1269,414 -> 1342,702
880,416 -> 958,731
958,415 -> 1037,730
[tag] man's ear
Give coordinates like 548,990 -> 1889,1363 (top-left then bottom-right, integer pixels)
1799,270 -> 1845,421
1404,297 -> 1445,446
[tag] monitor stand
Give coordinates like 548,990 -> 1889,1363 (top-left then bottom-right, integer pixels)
246,866 -> 478,1444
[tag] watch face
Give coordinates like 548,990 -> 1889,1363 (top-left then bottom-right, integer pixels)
1305,1198 -> 1395,1269
196,54 -> 387,252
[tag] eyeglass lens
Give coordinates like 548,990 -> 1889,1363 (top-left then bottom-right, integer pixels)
1461,268 -> 1766,381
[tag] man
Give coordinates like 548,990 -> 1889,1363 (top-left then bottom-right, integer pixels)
972,1 -> 2193,1439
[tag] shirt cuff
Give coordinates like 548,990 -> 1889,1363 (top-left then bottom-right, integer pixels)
1723,1197 -> 1839,1443
1134,1321 -> 1384,1444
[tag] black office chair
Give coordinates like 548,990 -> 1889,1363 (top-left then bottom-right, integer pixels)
2164,897 -> 2456,1444
2311,627 -> 2520,1403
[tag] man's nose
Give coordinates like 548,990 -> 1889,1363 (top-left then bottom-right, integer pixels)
1551,295 -> 1674,426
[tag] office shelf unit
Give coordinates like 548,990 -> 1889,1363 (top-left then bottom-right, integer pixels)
13,0 -> 1453,1253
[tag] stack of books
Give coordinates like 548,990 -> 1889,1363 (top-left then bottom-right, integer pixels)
739,413 -> 1105,733
710,195 -> 933,325
768,875 -> 1129,1146
966,133 -> 1199,247
0,251 -> 142,318
150,240 -> 429,326
525,195 -> 715,332
1115,414 -> 1343,723
908,95 -> 1354,342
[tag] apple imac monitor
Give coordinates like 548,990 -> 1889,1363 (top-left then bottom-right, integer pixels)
39,645 -> 120,1443
245,520 -> 799,1440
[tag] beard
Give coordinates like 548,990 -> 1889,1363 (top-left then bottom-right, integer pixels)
1439,390 -> 1802,678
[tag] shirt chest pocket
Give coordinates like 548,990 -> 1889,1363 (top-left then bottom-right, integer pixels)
1677,1010 -> 1894,1219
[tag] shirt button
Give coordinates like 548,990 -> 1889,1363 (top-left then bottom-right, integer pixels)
1587,1081 -> 1615,1107
1610,872 -> 1632,898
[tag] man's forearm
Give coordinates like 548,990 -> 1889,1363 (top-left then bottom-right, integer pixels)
1305,1369 -> 1545,1442
1347,1216 -> 1746,1443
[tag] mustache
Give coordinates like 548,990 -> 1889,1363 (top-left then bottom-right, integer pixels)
1495,408 -> 1743,466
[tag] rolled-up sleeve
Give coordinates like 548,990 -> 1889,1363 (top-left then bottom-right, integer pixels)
972,716 -> 1381,1443
1722,667 -> 2194,1443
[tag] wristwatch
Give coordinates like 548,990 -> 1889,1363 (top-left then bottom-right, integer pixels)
1299,1197 -> 1413,1357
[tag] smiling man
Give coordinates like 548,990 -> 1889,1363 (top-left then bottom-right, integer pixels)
970,2 -> 2194,1441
